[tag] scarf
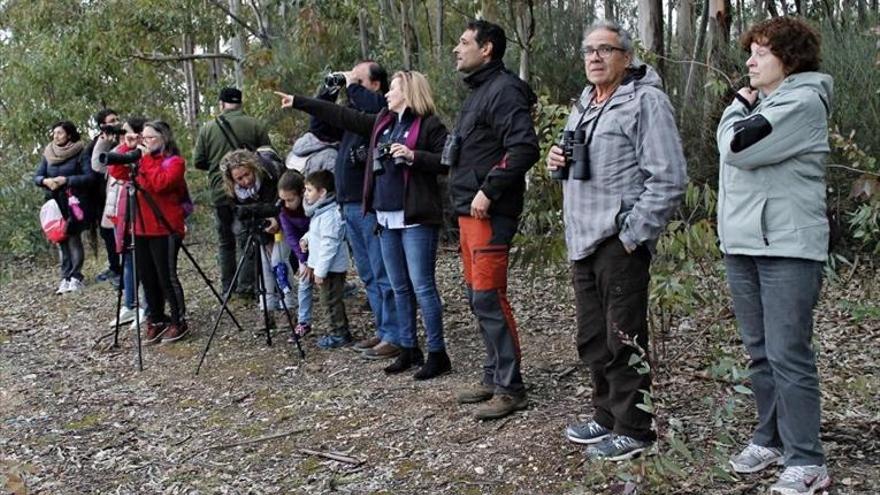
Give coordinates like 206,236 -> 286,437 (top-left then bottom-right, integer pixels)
304,194 -> 336,218
43,141 -> 84,165
234,178 -> 262,201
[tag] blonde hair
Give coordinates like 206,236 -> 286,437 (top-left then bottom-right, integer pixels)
220,149 -> 265,198
392,71 -> 437,117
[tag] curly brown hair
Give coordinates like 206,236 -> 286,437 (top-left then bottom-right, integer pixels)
741,16 -> 821,75
220,149 -> 265,198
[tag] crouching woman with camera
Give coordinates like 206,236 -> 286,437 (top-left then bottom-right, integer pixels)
107,121 -> 189,344
276,71 -> 452,379
219,149 -> 289,314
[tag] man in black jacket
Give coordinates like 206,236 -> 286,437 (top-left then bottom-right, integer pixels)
449,20 -> 540,420
315,61 -> 403,360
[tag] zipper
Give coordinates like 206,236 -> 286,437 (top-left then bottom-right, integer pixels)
760,198 -> 770,247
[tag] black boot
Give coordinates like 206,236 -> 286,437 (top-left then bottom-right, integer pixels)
414,349 -> 452,380
384,347 -> 424,374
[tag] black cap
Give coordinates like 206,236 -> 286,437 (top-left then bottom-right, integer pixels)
219,87 -> 242,104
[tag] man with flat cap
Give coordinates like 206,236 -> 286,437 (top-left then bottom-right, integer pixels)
194,87 -> 272,298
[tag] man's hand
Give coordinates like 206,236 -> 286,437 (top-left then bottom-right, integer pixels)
263,217 -> 279,234
547,144 -> 566,171
275,91 -> 294,109
737,86 -> 758,106
470,191 -> 491,220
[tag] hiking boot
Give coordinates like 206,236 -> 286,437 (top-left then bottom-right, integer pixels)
729,443 -> 784,474
362,341 -> 400,360
473,393 -> 528,420
353,335 -> 381,351
161,321 -> 189,343
456,383 -> 495,404
586,434 -> 653,462
414,350 -> 452,380
770,465 -> 831,495
565,420 -> 612,445
144,320 -> 167,344
384,347 -> 424,374
317,332 -> 353,349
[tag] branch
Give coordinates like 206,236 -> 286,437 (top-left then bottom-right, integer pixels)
206,0 -> 268,46
653,53 -> 743,89
827,164 -> 880,177
132,52 -> 239,63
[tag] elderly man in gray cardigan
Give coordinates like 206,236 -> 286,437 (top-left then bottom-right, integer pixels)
547,21 -> 687,462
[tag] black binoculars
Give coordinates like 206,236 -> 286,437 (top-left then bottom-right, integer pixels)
440,134 -> 461,168
551,130 -> 590,181
372,143 -> 408,176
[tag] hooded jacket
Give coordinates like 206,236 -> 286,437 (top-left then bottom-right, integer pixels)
561,65 -> 687,260
302,196 -> 350,278
448,60 -> 540,219
285,132 -> 338,176
716,72 -> 833,262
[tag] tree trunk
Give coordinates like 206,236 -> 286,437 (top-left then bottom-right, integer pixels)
182,32 -> 199,131
677,0 -> 695,57
857,0 -> 868,24
378,0 -> 389,47
434,0 -> 444,60
513,0 -> 536,82
681,0 -> 709,128
358,8 -> 370,59
481,0 -> 499,22
400,0 -> 413,69
638,0 -> 664,76
604,0 -> 616,20
228,0 -> 245,88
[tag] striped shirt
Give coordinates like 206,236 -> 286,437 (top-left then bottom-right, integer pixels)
560,65 -> 687,261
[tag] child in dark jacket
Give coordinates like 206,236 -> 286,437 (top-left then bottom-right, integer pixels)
277,170 -> 314,337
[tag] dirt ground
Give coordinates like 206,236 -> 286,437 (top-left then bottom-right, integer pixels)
1,242 -> 878,494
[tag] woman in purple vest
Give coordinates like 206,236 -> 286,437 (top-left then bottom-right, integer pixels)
277,71 -> 450,379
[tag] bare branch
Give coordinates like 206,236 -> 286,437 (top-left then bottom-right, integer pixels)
205,0 -> 269,46
132,52 -> 239,63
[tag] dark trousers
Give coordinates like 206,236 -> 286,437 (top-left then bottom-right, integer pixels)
318,271 -> 349,337
459,215 -> 524,396
215,203 -> 254,294
136,235 -> 186,326
100,226 -> 121,274
573,236 -> 654,441
59,233 -> 85,281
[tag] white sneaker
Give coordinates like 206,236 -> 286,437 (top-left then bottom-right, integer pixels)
109,306 -> 138,327
66,278 -> 85,292
729,443 -> 784,474
770,465 -> 831,495
128,308 -> 148,330
55,278 -> 71,295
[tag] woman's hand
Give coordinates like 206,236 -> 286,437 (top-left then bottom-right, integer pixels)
263,217 -> 279,234
737,86 -> 758,106
390,144 -> 414,163
547,144 -> 566,171
274,91 -> 294,109
298,264 -> 312,281
42,178 -> 59,190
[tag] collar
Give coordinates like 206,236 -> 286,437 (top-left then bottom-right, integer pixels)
463,59 -> 505,89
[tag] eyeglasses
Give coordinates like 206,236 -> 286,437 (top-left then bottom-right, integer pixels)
583,44 -> 626,58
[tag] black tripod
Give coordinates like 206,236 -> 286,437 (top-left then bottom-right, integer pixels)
94,161 -> 245,370
196,219 -> 305,375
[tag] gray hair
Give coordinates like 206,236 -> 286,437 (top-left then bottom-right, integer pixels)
581,20 -> 634,55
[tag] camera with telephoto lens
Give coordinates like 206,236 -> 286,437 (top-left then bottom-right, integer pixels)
98,148 -> 142,166
440,134 -> 461,168
235,202 -> 280,243
99,123 -> 126,136
557,129 -> 590,181
324,72 -> 347,88
372,143 -> 408,176
349,145 -> 369,167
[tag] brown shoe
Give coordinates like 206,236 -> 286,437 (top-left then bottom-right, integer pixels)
161,321 -> 189,343
456,383 -> 495,404
144,320 -> 166,345
361,341 -> 400,360
353,335 -> 381,352
473,393 -> 528,420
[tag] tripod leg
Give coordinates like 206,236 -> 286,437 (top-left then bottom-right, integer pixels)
271,252 -> 305,359
112,247 -> 127,348
177,243 -> 246,333
196,233 -> 256,375
255,242 -> 273,347
129,196 -> 144,372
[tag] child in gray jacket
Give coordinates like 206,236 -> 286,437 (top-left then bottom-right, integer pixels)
301,170 -> 352,348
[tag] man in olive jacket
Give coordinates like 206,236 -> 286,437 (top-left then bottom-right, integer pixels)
193,87 -> 272,296
450,20 -> 540,420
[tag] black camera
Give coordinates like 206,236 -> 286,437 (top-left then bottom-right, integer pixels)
99,124 -> 126,136
440,134 -> 461,168
98,149 -> 142,166
234,203 -> 279,221
324,72 -> 347,88
349,145 -> 369,167
372,143 -> 408,176
555,129 -> 590,181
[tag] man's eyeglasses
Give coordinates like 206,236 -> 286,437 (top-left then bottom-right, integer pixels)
583,44 -> 626,58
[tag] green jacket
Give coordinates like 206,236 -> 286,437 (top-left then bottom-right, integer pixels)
193,108 -> 272,205
716,72 -> 833,262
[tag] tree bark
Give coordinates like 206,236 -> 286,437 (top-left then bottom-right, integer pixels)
638,0 -> 664,54
358,8 -> 370,59
434,0 -> 444,60
604,0 -> 616,20
228,0 -> 245,88
400,0 -> 413,69
182,32 -> 199,131
513,0 -> 536,82
677,0 -> 695,57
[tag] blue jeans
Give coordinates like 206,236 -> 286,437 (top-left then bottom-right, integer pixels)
724,255 -> 825,466
378,225 -> 445,351
342,202 -> 399,345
